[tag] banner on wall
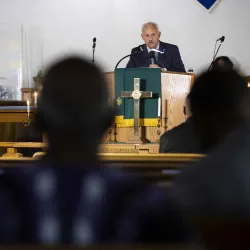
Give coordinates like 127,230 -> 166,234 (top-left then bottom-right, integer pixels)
196,0 -> 220,11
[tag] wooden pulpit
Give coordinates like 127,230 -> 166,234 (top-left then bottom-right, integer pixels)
102,71 -> 195,146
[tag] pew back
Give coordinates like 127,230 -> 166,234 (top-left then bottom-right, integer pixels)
0,153 -> 204,185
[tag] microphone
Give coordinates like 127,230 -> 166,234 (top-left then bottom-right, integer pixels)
92,37 -> 96,49
91,37 -> 96,64
115,46 -> 143,69
151,48 -> 165,54
216,36 -> 225,42
149,51 -> 156,65
208,36 -> 226,71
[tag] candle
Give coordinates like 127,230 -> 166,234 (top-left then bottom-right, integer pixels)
27,100 -> 30,117
34,91 -> 38,107
158,97 -> 161,117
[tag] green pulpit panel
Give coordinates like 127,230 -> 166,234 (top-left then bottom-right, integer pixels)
114,68 -> 161,127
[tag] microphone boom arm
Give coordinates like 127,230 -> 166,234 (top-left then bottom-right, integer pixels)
91,48 -> 95,65
115,51 -> 140,70
207,41 -> 223,71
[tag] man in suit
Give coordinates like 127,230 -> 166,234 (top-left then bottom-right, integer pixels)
159,94 -> 203,153
126,22 -> 186,72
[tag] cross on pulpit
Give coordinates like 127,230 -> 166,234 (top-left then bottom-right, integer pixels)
121,78 -> 152,144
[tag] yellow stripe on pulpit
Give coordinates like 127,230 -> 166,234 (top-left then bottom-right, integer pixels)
114,116 -> 158,128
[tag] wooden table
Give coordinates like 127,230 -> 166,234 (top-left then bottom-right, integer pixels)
0,106 -> 34,122
0,107 -> 160,157
0,106 -> 38,157
0,142 -> 44,158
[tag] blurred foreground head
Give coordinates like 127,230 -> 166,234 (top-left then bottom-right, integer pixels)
211,56 -> 233,71
36,56 -> 113,161
189,70 -> 249,152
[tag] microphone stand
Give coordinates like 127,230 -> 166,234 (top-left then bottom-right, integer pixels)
91,47 -> 95,65
207,41 -> 223,71
115,50 -> 142,70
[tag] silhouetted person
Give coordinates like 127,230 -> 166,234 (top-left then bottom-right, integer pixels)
189,70 -> 248,153
172,122 -> 250,249
171,70 -> 250,249
159,94 -> 202,153
211,56 -> 233,72
0,56 -> 189,244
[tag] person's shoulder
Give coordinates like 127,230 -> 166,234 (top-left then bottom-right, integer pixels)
161,120 -> 192,139
160,41 -> 179,50
131,44 -> 145,52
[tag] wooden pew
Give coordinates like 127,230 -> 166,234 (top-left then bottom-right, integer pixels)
0,153 -> 204,185
0,245 -> 194,249
101,153 -> 203,185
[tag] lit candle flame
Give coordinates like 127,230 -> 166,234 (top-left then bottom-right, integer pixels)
27,100 -> 30,117
34,91 -> 38,107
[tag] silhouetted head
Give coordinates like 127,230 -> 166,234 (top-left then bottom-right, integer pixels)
36,56 -> 113,162
189,70 -> 249,152
211,56 -> 233,72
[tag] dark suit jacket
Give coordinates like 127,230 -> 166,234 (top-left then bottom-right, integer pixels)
126,41 -> 185,72
170,123 -> 250,248
159,118 -> 203,154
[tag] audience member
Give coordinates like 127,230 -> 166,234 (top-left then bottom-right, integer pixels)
172,122 -> 250,249
171,70 -> 250,249
0,56 -> 190,244
211,56 -> 233,71
159,94 -> 202,153
188,70 -> 249,153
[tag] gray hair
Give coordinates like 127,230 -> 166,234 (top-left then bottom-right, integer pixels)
141,22 -> 160,33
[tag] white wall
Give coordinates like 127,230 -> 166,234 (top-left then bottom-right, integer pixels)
0,0 -> 250,87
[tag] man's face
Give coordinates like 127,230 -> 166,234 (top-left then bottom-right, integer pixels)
141,26 -> 161,49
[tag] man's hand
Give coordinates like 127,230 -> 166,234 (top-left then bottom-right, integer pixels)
149,64 -> 160,68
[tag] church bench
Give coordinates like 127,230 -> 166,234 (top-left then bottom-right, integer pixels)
0,245 -> 194,249
32,152 -> 203,167
100,153 -> 203,184
0,153 -> 204,184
